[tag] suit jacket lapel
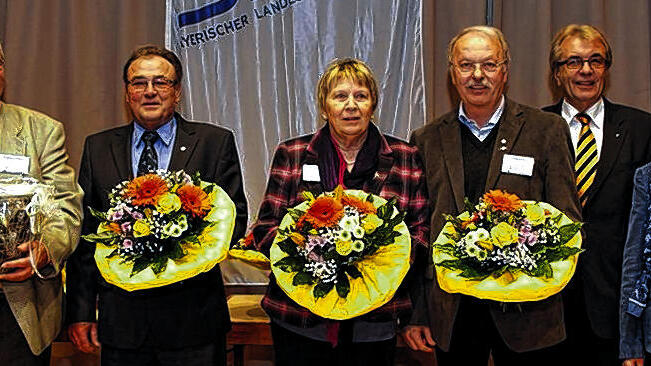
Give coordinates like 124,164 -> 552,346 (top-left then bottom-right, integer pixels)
439,113 -> 465,212
587,100 -> 625,201
168,115 -> 198,171
110,124 -> 133,180
485,99 -> 525,191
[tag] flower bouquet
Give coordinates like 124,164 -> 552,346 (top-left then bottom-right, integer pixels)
83,170 -> 236,291
433,190 -> 582,302
270,186 -> 411,320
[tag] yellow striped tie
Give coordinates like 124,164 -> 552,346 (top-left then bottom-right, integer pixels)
575,113 -> 598,206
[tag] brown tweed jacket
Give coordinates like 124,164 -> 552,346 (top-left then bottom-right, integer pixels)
409,98 -> 581,352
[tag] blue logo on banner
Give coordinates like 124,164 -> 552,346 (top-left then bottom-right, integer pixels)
178,0 -> 238,28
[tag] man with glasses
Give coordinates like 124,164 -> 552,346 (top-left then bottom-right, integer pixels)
542,24 -> 651,365
403,26 -> 581,365
66,45 -> 247,365
0,41 -> 83,365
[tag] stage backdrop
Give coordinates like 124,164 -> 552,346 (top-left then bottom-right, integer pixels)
165,0 -> 425,283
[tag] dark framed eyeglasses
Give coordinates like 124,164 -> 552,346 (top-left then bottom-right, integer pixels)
128,77 -> 177,93
454,60 -> 507,74
556,55 -> 608,70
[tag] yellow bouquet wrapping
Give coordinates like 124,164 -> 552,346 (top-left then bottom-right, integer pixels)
85,171 -> 235,291
433,190 -> 582,302
270,188 -> 411,319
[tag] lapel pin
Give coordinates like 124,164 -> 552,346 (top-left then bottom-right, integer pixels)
615,133 -> 620,138
180,146 -> 187,151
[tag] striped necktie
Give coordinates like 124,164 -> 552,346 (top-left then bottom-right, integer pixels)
575,113 -> 598,206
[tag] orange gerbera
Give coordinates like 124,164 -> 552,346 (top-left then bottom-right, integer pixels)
123,174 -> 169,206
177,184 -> 211,217
106,222 -> 121,234
341,195 -> 376,214
304,196 -> 344,228
482,190 -> 523,212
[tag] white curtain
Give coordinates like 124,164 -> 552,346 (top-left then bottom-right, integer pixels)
166,0 -> 425,283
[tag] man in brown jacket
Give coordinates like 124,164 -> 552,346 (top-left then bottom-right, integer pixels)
403,26 -> 581,365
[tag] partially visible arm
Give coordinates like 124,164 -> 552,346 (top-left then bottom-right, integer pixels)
249,144 -> 293,256
214,131 -> 248,244
620,166 -> 650,360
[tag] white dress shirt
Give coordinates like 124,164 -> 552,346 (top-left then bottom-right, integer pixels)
561,98 -> 605,160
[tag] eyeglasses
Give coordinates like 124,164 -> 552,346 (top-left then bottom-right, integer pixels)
454,60 -> 506,74
556,55 -> 608,70
128,77 -> 177,93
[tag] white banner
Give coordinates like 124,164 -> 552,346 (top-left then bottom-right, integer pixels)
166,0 -> 425,283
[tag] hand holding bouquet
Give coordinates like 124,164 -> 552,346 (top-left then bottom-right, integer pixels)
270,186 -> 411,319
84,170 -> 235,291
434,190 -> 582,302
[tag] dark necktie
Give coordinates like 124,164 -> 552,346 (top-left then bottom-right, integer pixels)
574,113 -> 598,206
137,131 -> 159,176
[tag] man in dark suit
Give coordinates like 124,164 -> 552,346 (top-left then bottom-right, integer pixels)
542,24 -> 651,366
65,45 -> 247,365
402,26 -> 581,365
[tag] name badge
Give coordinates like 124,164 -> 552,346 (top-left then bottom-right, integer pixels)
302,164 -> 320,182
501,154 -> 534,176
0,154 -> 30,175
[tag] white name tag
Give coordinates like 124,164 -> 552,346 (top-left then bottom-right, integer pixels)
302,164 -> 321,182
501,154 -> 534,176
0,154 -> 30,175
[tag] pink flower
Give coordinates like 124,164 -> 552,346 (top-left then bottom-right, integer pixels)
122,239 -> 133,249
121,222 -> 132,233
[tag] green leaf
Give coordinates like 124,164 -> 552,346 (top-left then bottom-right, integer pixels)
539,262 -> 553,278
336,274 -> 351,298
464,197 -> 475,212
545,246 -> 583,262
203,185 -> 214,194
151,259 -> 168,275
273,256 -> 305,272
287,208 -> 305,223
434,243 -> 457,256
551,213 -> 563,225
292,271 -> 315,286
345,265 -> 363,279
558,222 -> 582,243
168,242 -> 186,260
277,238 -> 298,255
88,207 -> 108,220
130,257 -> 150,277
83,231 -> 119,243
105,248 -> 119,258
301,191 -> 315,202
313,282 -> 334,298
365,194 -> 374,203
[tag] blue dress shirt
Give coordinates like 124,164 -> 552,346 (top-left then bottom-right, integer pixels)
131,118 -> 177,177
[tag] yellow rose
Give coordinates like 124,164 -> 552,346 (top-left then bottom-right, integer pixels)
490,222 -> 519,248
156,193 -> 182,214
458,212 -> 471,220
336,240 -> 353,256
133,220 -> 151,237
362,214 -> 384,234
525,204 -> 546,225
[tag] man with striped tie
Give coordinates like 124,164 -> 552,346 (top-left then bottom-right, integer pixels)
543,24 -> 651,365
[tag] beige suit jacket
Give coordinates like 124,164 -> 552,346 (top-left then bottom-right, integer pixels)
410,98 -> 581,352
0,103 -> 82,355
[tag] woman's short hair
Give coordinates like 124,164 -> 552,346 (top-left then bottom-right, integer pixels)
316,58 -> 379,119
